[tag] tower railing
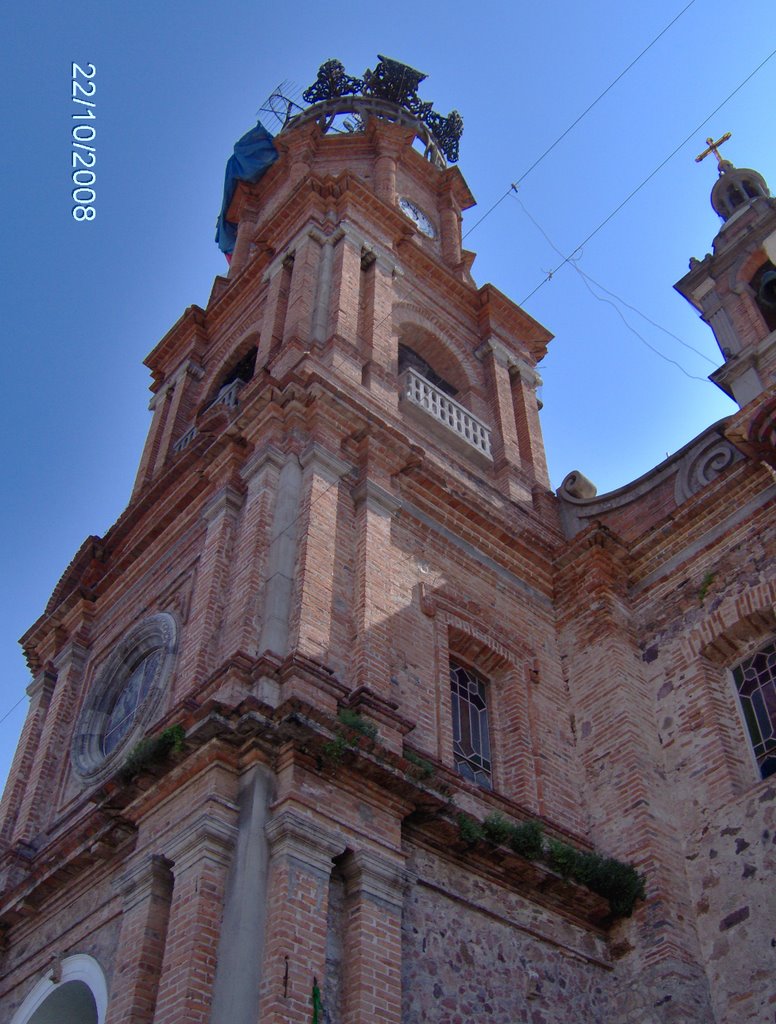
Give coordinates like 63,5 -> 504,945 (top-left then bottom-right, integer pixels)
400,367 -> 492,460
173,379 -> 247,454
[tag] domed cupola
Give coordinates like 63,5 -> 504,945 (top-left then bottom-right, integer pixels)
710,159 -> 770,221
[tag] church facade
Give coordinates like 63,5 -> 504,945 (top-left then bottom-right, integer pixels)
1,58 -> 774,1023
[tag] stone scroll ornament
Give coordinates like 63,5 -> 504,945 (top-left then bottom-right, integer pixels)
302,55 -> 464,163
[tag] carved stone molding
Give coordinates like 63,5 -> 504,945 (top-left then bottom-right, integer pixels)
201,483 -> 246,523
114,852 -> 173,912
265,807 -> 345,875
300,442 -> 354,484
674,434 -> 744,504
351,478 -> 401,517
163,810 -> 239,875
341,848 -> 408,910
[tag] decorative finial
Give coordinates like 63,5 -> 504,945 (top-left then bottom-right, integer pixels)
695,133 -> 732,170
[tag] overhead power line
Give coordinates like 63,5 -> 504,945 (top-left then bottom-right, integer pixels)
514,194 -> 717,377
462,0 -> 698,240
519,44 -> 776,306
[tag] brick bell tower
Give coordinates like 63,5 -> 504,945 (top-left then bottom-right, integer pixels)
1,56 -> 694,1024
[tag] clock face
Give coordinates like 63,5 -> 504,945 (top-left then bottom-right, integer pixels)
399,197 -> 436,238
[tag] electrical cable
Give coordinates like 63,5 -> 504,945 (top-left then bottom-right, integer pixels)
514,194 -> 718,371
0,694 -> 27,727
519,45 -> 776,305
462,0 -> 698,240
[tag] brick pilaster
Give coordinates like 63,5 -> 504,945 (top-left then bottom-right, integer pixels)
105,854 -> 174,1024
292,444 -> 352,669
556,527 -> 714,1017
12,640 -> 89,845
0,665 -> 56,847
152,811 -> 238,1024
340,849 -> 406,1024
221,446 -> 285,658
174,484 -> 245,698
351,478 -> 400,698
476,337 -> 531,501
260,807 -> 344,1024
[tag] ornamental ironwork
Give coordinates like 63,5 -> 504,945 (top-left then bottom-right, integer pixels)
300,54 -> 463,163
302,59 -> 363,103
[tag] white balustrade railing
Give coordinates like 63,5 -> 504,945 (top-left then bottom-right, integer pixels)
210,378 -> 245,409
401,368 -> 492,459
173,425 -> 198,454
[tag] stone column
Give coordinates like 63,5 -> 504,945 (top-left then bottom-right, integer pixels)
208,763 -> 274,1024
260,808 -> 344,1024
340,849 -> 406,1024
105,854 -> 174,1024
152,810 -> 239,1024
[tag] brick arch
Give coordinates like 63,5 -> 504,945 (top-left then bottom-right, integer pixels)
201,329 -> 261,407
682,581 -> 776,664
730,247 -> 774,291
420,583 -> 535,667
392,301 -> 479,391
11,954 -> 108,1024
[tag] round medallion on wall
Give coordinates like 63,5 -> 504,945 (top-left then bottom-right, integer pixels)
398,196 -> 436,238
71,612 -> 178,781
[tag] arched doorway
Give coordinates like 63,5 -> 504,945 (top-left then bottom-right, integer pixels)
11,954 -> 107,1024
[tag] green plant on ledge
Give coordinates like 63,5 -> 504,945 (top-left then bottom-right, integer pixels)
457,813 -> 485,845
404,750 -> 435,781
456,811 -> 644,918
336,708 -> 378,741
118,724 -> 186,784
320,709 -> 378,768
546,839 -> 646,917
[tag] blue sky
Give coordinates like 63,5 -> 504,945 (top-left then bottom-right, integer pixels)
1,0 -> 773,789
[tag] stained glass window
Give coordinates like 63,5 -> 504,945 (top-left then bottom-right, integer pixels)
732,641 -> 776,780
450,661 -> 492,789
102,649 -> 162,755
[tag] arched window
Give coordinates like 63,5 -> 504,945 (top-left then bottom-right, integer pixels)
11,954 -> 108,1024
450,660 -> 492,789
207,346 -> 258,410
750,261 -> 776,332
731,640 -> 776,780
398,344 -> 457,397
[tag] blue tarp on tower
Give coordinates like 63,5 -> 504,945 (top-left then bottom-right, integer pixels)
215,120 -> 279,258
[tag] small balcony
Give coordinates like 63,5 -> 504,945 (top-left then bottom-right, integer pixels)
400,367 -> 492,461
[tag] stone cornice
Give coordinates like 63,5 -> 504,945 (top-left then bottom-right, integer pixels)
113,852 -> 173,911
264,807 -> 345,872
144,305 -> 208,391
